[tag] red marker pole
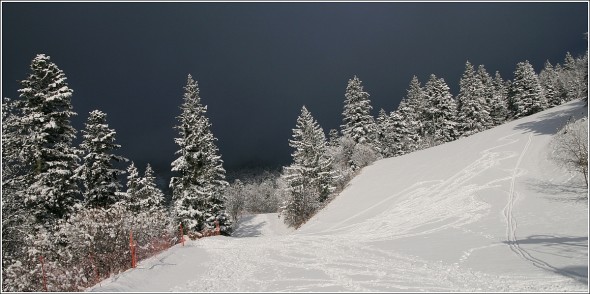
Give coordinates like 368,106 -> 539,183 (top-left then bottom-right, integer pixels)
129,230 -> 135,268
39,255 -> 48,292
179,223 -> 184,246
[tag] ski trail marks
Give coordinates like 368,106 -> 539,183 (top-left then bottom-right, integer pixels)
501,134 -> 587,283
503,133 -> 531,260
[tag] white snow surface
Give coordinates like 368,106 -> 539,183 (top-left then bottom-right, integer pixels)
89,101 -> 588,292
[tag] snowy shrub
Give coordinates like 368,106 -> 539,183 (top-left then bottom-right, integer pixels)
351,143 -> 381,170
3,203 -> 177,292
244,178 -> 280,214
326,136 -> 355,192
224,179 -> 246,226
59,204 -> 130,283
550,116 -> 589,187
2,224 -> 88,292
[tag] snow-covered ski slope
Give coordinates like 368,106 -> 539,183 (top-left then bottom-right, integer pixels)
89,100 -> 588,292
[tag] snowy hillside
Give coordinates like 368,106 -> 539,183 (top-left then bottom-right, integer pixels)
89,100 -> 588,292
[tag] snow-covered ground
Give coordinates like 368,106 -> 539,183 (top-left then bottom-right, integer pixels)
89,100 -> 588,292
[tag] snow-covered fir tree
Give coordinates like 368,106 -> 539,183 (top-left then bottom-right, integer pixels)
341,76 -> 376,145
489,71 -> 509,126
124,162 -> 141,212
397,76 -> 426,152
560,51 -> 588,101
387,109 -> 411,157
375,108 -> 394,157
77,110 -> 127,208
476,64 -> 495,127
508,60 -> 547,118
562,52 -> 581,101
456,61 -> 492,137
1,97 -> 35,281
539,60 -> 566,107
3,54 -> 81,291
423,74 -> 458,145
17,54 -> 81,224
282,106 -> 336,227
136,164 -> 165,212
170,74 -> 231,233
328,129 -> 340,147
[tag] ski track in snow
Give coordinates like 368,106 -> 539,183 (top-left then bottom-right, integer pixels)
164,235 -> 575,292
502,134 -> 588,283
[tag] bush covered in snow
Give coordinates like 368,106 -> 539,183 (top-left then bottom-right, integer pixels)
550,116 -> 589,187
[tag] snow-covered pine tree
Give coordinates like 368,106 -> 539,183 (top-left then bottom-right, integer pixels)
124,162 -> 141,212
3,54 -> 81,291
1,97 -> 36,284
328,129 -> 340,147
423,74 -> 458,145
561,51 -> 588,101
489,71 -> 510,126
477,64 -> 495,128
562,52 -> 580,101
581,50 -> 589,101
456,61 -> 492,137
282,106 -> 336,227
136,164 -> 165,212
539,60 -> 566,107
1,97 -> 29,220
376,108 -> 394,157
17,54 -> 81,224
78,110 -> 127,208
397,76 -> 426,152
341,76 -> 376,145
170,74 -> 231,234
387,109 -> 412,157
508,60 -> 547,118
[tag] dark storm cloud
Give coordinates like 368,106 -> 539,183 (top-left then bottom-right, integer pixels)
2,2 -> 588,175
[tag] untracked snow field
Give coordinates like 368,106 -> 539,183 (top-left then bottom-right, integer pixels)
89,100 -> 588,292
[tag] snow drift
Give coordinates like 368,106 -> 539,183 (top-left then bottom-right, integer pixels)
89,100 -> 588,292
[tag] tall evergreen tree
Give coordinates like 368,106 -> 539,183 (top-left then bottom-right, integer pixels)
170,74 -> 231,233
423,74 -> 458,145
1,97 -> 34,276
508,60 -> 547,118
341,76 -> 376,145
328,129 -> 340,147
489,71 -> 509,126
124,162 -> 142,212
398,76 -> 426,151
282,106 -> 335,227
387,109 -> 412,157
375,108 -> 394,157
3,54 -> 80,291
561,51 -> 588,101
539,60 -> 565,106
477,64 -> 495,128
77,110 -> 127,208
136,164 -> 165,212
456,61 -> 491,137
17,54 -> 81,224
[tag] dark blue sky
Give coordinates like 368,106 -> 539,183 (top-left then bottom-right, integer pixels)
2,2 -> 588,176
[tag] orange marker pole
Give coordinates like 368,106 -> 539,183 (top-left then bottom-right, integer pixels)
180,223 -> 184,246
129,230 -> 135,268
39,255 -> 48,292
